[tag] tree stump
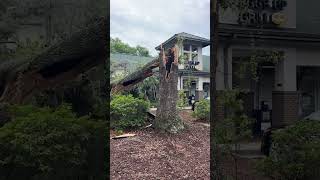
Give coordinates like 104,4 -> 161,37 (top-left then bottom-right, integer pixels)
154,52 -> 184,133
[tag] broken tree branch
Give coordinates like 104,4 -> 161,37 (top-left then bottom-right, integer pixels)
111,57 -> 159,94
0,17 -> 107,104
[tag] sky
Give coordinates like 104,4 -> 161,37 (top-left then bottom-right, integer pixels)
110,0 -> 210,56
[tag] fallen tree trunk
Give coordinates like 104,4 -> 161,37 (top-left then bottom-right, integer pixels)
0,17 -> 107,104
111,58 -> 159,94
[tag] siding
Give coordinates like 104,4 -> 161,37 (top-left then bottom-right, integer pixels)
296,0 -> 320,34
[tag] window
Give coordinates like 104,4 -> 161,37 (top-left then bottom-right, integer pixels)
192,46 -> 198,53
183,53 -> 189,64
183,44 -> 190,51
203,83 -> 210,98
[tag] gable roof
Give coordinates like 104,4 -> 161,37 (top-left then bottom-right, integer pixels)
155,32 -> 210,50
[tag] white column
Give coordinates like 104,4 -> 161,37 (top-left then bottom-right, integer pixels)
189,45 -> 192,61
197,46 -> 203,71
274,48 -> 297,91
177,76 -> 181,90
198,77 -> 203,91
181,77 -> 184,90
178,44 -> 184,69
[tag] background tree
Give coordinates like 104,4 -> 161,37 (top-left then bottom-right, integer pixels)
136,76 -> 159,103
110,37 -> 137,55
136,45 -> 150,57
110,37 -> 151,57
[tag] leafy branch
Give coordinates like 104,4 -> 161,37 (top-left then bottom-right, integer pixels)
235,50 -> 284,81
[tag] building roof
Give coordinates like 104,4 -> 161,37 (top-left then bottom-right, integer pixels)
111,53 -> 211,75
155,32 -> 210,50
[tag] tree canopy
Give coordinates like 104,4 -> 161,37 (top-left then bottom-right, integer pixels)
110,37 -> 151,57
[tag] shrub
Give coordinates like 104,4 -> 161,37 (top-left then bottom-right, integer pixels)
0,104 -> 107,180
256,120 -> 320,180
192,99 -> 210,120
177,90 -> 188,108
110,94 -> 150,130
150,101 -> 159,108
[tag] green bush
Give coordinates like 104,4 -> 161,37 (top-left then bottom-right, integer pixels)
110,94 -> 150,130
177,90 -> 188,108
150,101 -> 159,108
192,99 -> 210,120
0,104 -> 108,180
256,120 -> 320,180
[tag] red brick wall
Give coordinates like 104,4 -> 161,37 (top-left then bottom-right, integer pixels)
272,91 -> 298,128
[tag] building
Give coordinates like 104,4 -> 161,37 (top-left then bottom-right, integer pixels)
217,0 -> 320,129
111,32 -> 211,101
155,32 -> 210,100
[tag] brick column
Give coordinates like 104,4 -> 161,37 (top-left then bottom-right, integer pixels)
272,91 -> 298,128
272,49 -> 297,128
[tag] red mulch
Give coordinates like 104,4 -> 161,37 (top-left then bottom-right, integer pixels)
110,110 -> 210,180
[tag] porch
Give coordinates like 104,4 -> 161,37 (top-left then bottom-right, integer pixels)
216,25 -> 320,130
177,70 -> 210,101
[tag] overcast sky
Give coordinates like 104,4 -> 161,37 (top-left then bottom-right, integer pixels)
111,0 -> 210,56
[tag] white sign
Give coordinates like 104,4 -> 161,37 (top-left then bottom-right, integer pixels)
219,0 -> 296,28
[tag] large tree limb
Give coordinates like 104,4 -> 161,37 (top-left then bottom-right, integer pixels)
111,58 -> 159,94
0,17 -> 107,104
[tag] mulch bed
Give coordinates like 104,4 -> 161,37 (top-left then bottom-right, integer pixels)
110,110 -> 210,180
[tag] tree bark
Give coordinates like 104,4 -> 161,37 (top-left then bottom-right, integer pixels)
0,17 -> 107,104
211,0 -> 221,179
154,51 -> 184,133
211,0 -> 219,134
